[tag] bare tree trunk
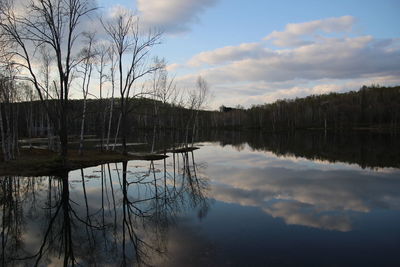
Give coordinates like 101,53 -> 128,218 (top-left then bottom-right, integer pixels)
151,101 -> 158,153
26,100 -> 33,148
59,104 -> 68,161
47,113 -> 54,151
106,97 -> 114,150
106,54 -> 116,151
4,103 -> 13,160
102,11 -> 162,155
191,111 -> 199,147
0,103 -> 8,161
113,113 -> 122,151
78,33 -> 95,156
121,108 -> 128,155
79,98 -> 88,155
0,0 -> 96,164
13,104 -> 19,156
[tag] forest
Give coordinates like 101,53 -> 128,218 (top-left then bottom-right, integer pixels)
217,85 -> 400,131
4,84 -> 399,140
0,0 -> 399,165
0,0 -> 209,162
1,82 -> 400,165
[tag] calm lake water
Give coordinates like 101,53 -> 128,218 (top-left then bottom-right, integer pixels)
1,131 -> 400,266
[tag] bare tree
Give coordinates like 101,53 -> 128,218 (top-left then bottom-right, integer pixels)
149,58 -> 177,152
39,46 -> 56,150
102,9 -> 162,155
0,60 -> 19,161
78,32 -> 96,155
0,0 -> 96,162
184,76 -> 209,147
106,46 -> 117,150
95,42 -> 109,151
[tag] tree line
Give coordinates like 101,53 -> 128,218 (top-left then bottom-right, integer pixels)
1,1 -> 398,164
214,85 -> 400,132
6,83 -> 399,135
0,0 -> 209,162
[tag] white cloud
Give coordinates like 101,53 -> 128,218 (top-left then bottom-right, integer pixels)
172,16 -> 400,108
166,63 -> 182,71
137,0 -> 218,34
204,145 -> 400,231
188,35 -> 400,84
107,4 -> 132,18
188,43 -> 273,66
264,15 -> 356,47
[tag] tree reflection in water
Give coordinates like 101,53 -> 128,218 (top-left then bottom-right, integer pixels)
0,150 -> 209,266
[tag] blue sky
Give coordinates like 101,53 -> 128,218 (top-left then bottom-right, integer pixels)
96,0 -> 400,108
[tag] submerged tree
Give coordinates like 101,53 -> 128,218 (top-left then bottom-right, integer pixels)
185,76 -> 209,147
102,9 -> 162,155
78,32 -> 96,155
0,0 -> 96,162
0,70 -> 19,161
149,58 -> 177,152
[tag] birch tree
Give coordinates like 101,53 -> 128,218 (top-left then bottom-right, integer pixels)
78,32 -> 95,155
102,9 -> 162,155
0,64 -> 18,161
185,76 -> 209,147
149,58 -> 176,152
0,0 -> 96,162
95,42 -> 109,151
106,46 -> 117,150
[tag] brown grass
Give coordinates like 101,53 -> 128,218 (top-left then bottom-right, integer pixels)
0,149 -> 167,176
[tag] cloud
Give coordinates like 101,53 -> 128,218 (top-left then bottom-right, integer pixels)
166,63 -> 182,71
188,43 -> 273,66
197,145 -> 400,231
173,15 -> 400,108
186,35 -> 400,84
106,4 -> 132,18
137,0 -> 218,34
93,14 -> 397,108
264,16 -> 356,47
204,145 -> 400,231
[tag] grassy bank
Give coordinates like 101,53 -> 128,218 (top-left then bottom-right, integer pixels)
0,148 -> 168,177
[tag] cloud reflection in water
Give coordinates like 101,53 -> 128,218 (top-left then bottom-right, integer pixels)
199,143 -> 400,231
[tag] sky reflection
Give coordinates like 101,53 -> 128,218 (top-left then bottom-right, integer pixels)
2,141 -> 400,266
197,142 -> 400,231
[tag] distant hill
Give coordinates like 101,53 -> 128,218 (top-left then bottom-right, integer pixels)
12,85 -> 400,138
213,85 -> 400,131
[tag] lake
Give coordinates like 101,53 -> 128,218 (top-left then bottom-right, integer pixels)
1,131 -> 400,266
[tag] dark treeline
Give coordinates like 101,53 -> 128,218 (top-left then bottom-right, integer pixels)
14,97 -> 208,140
216,85 -> 400,131
13,85 -> 400,140
1,0 -> 399,164
14,93 -> 399,169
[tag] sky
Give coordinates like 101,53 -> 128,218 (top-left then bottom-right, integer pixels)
84,1 -> 399,108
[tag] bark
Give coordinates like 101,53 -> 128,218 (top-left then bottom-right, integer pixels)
0,103 -> 8,161
113,113 -> 122,151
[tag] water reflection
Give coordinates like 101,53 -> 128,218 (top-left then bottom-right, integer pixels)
2,133 -> 400,266
202,130 -> 400,169
0,151 -> 209,266
200,143 -> 400,232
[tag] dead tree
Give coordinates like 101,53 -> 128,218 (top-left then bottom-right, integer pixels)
184,76 -> 209,147
0,0 -> 96,162
78,32 -> 96,155
149,58 -> 176,152
102,9 -> 162,155
95,42 -> 109,151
